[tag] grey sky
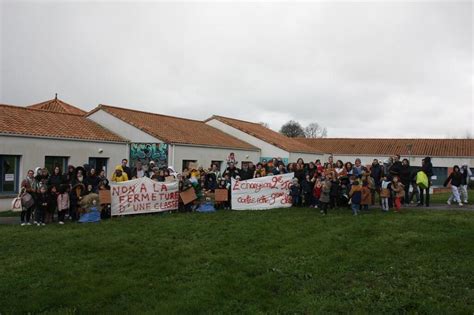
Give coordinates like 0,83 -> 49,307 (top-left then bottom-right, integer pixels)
1,1 -> 472,138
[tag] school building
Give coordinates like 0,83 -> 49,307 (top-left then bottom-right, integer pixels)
0,98 -> 129,211
0,96 -> 472,211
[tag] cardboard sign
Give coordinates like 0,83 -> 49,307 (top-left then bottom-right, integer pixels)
99,190 -> 111,205
231,173 -> 293,210
215,189 -> 228,202
110,177 -> 179,216
180,188 -> 197,205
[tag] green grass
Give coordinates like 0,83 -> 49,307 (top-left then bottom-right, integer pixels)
0,208 -> 473,313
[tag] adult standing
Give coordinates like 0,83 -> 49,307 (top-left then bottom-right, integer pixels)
399,159 -> 411,206
389,154 -> 403,177
131,161 -> 149,179
459,165 -> 472,204
370,159 -> 383,206
418,157 -> 433,207
47,166 -> 64,191
121,159 -> 132,180
20,170 -> 36,225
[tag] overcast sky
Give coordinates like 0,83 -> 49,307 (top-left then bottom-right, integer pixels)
1,1 -> 472,138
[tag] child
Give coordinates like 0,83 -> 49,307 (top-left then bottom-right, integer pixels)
226,152 -> 238,166
445,165 -> 464,206
35,185 -> 49,226
349,179 -> 362,216
301,174 -> 313,207
391,176 -> 405,212
319,179 -> 331,215
380,175 -> 391,212
289,178 -> 301,207
57,185 -> 70,225
312,178 -> 322,208
361,180 -> 372,211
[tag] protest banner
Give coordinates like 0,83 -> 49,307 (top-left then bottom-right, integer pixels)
231,173 -> 293,210
111,177 -> 179,216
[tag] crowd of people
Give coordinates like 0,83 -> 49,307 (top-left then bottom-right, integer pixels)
16,152 -> 472,225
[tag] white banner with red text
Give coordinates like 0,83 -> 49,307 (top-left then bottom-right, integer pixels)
111,177 -> 179,216
231,173 -> 294,210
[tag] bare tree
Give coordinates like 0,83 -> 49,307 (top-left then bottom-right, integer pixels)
304,122 -> 328,138
280,120 -> 305,138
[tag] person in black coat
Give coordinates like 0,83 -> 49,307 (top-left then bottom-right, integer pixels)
418,156 -> 433,207
121,159 -> 132,180
85,168 -> 101,193
444,165 -> 464,206
47,166 -> 65,191
224,162 -> 241,179
389,154 -> 403,177
370,159 -> 383,205
399,159 -> 412,205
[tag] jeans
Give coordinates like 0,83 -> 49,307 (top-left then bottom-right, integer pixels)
459,185 -> 469,202
291,195 -> 300,207
381,198 -> 389,211
351,203 -> 359,215
447,185 -> 462,203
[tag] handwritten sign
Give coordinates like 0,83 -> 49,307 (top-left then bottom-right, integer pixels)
231,173 -> 293,210
111,177 -> 179,216
99,189 -> 111,205
215,189 -> 228,202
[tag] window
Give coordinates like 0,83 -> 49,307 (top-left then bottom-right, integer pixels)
0,155 -> 20,194
211,160 -> 222,171
431,167 -> 448,187
182,160 -> 197,172
89,158 -> 108,174
44,156 -> 68,175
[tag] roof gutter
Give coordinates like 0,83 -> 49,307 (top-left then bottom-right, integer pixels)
0,133 -> 129,144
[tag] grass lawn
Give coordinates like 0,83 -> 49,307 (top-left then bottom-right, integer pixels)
0,208 -> 473,313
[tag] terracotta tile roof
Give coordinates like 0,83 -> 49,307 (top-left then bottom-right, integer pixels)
89,105 -> 259,151
205,115 -> 322,154
297,138 -> 474,157
27,96 -> 87,116
0,104 -> 127,142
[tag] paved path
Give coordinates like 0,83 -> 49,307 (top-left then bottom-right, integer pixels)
1,204 -> 473,225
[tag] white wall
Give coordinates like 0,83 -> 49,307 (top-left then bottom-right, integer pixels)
88,109 -> 162,143
170,144 -> 260,173
0,135 -> 128,211
206,119 -> 289,159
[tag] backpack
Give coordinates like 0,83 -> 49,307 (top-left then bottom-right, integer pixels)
21,192 -> 35,208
